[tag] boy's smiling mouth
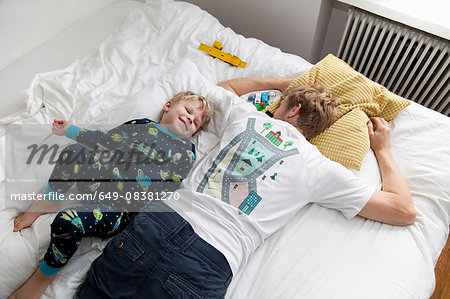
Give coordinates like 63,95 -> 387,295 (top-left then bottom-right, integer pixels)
178,117 -> 189,132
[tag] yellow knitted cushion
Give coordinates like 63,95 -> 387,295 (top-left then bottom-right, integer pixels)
263,54 -> 410,170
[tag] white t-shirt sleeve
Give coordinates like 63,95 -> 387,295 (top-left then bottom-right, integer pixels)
310,153 -> 376,220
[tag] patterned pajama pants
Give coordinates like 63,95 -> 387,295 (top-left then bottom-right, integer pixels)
40,143 -> 137,276
40,205 -> 135,276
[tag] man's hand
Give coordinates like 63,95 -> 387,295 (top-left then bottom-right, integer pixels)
52,119 -> 71,136
367,117 -> 390,154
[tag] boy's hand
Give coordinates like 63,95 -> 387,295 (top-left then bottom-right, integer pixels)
52,119 -> 71,136
367,117 -> 391,154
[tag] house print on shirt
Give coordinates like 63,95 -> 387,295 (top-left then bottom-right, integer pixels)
266,131 -> 283,146
237,159 -> 252,173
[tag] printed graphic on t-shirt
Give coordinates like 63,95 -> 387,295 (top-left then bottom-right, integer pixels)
197,118 -> 299,215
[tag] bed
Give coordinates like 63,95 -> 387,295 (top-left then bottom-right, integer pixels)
1,0 -> 449,298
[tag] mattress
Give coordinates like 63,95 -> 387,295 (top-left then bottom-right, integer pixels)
0,1 -> 449,298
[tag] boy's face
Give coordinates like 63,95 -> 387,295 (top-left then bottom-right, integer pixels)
159,99 -> 204,138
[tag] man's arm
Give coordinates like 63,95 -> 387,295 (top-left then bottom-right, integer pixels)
358,117 -> 416,226
217,77 -> 295,96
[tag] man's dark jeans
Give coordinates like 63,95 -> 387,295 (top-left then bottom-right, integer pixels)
76,201 -> 232,298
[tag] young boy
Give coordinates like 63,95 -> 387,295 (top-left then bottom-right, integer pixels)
9,91 -> 211,299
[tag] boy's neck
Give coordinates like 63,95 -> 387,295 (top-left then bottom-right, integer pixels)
155,122 -> 184,139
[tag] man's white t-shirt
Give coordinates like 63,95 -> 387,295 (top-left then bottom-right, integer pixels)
167,100 -> 375,275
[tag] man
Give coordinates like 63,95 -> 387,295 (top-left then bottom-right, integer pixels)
218,77 -> 416,226
76,78 -> 415,298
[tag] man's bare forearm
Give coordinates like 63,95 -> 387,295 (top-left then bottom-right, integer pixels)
358,118 -> 416,226
375,149 -> 410,199
374,148 -> 416,225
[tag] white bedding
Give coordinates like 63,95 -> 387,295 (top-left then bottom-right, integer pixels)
0,0 -> 449,298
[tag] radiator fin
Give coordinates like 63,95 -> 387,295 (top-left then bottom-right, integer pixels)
338,8 -> 450,116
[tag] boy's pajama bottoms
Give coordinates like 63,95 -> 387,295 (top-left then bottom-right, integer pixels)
40,205 -> 136,276
40,143 -> 138,275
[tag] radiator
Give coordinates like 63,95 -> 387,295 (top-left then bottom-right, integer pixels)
337,7 -> 450,116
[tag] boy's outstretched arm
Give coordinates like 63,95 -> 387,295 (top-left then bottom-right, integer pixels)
217,77 -> 295,96
53,119 -> 129,151
358,117 -> 416,226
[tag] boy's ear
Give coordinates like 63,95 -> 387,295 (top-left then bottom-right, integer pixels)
287,104 -> 301,118
163,100 -> 172,112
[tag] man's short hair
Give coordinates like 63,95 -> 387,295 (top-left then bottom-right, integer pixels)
282,85 -> 339,140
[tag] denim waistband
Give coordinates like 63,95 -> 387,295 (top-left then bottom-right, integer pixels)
140,201 -> 232,281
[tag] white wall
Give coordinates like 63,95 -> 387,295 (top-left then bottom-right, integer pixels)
320,1 -> 349,59
0,0 -> 132,118
0,0 -> 124,70
181,0 -> 335,63
338,0 -> 450,40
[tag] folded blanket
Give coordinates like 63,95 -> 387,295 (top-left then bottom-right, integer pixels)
263,54 -> 410,170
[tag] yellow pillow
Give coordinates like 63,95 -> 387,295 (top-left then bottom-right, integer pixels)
263,54 -> 410,170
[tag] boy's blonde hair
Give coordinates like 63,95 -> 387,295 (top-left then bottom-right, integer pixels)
281,85 -> 339,140
161,91 -> 211,131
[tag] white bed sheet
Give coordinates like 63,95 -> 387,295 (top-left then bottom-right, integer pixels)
0,0 -> 449,298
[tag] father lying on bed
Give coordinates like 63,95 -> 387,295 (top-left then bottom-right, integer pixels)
75,77 -> 416,298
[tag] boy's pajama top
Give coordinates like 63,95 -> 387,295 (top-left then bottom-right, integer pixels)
40,118 -> 195,275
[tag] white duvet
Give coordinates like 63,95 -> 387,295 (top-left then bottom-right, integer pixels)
1,1 -> 449,298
